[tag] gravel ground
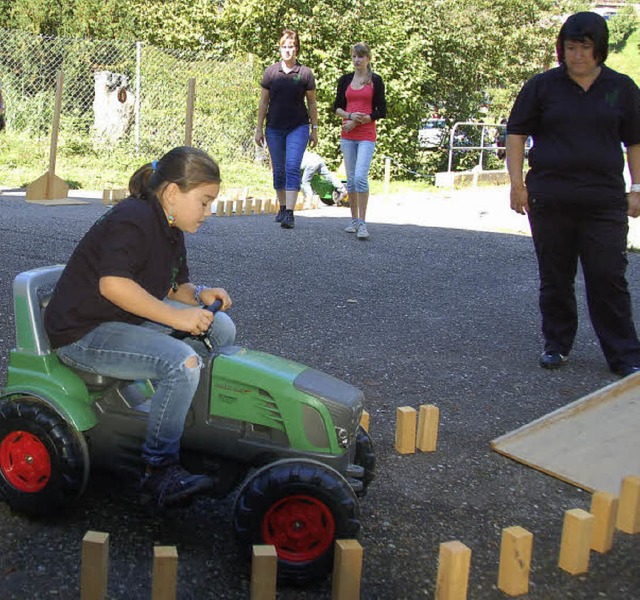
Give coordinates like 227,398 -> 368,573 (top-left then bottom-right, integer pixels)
0,185 -> 639,599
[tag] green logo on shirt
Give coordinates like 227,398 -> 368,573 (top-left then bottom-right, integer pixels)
605,89 -> 620,108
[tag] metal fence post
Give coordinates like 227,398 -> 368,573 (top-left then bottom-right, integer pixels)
135,40 -> 142,155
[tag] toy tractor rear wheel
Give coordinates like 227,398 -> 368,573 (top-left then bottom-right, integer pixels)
233,459 -> 360,585
0,397 -> 90,516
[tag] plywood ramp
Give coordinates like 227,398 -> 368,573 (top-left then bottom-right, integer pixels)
491,372 -> 640,495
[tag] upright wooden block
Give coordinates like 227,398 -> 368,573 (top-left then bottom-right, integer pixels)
332,539 -> 363,600
616,475 -> 640,534
235,198 -> 244,215
251,545 -> 277,600
254,199 -> 263,214
416,404 -> 439,452
558,508 -> 594,575
497,526 -> 532,596
395,406 -> 417,454
590,491 -> 618,553
216,200 -> 224,216
101,189 -> 112,205
152,546 -> 178,600
244,198 -> 254,216
224,200 -> 233,217
360,410 -> 370,432
435,540 -> 471,600
81,530 -> 109,600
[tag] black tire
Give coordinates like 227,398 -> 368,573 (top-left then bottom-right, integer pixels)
233,459 -> 361,585
354,426 -> 376,496
0,398 -> 90,516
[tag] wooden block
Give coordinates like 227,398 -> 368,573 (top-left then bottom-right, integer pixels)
435,540 -> 471,600
616,475 -> 640,534
497,526 -> 532,596
590,491 -> 618,553
395,406 -> 417,454
332,539 -> 363,600
558,508 -> 594,575
81,530 -> 109,600
216,200 -> 224,216
101,189 -> 112,205
152,546 -> 178,600
251,545 -> 277,600
235,198 -> 244,215
416,404 -> 439,452
112,188 -> 127,202
254,199 -> 263,214
244,198 -> 254,216
360,410 -> 370,432
225,200 -> 233,217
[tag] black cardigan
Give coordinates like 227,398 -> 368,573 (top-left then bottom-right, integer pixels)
333,72 -> 387,121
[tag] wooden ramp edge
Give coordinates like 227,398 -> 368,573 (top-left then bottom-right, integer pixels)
491,372 -> 640,494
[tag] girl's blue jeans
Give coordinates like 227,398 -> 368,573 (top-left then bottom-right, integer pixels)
55,300 -> 236,467
340,139 -> 376,193
266,124 -> 309,191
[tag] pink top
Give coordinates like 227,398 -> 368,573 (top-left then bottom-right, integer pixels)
342,82 -> 376,142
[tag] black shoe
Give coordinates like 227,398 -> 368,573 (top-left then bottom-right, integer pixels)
281,210 -> 295,229
539,351 -> 568,370
275,206 -> 286,223
613,365 -> 640,378
139,463 -> 213,508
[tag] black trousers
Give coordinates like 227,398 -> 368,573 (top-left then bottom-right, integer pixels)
528,200 -> 640,371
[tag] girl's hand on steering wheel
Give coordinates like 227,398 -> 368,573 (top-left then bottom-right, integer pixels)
176,307 -> 214,336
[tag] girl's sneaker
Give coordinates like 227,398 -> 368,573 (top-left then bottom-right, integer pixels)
356,221 -> 370,240
344,218 -> 358,233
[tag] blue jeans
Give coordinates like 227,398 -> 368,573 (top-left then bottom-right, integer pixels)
266,124 -> 309,191
340,139 -> 376,193
56,302 -> 236,466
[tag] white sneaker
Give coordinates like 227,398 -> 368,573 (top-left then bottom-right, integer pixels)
356,221 -> 370,239
344,218 -> 358,233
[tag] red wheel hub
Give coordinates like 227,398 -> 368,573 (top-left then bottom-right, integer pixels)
262,494 -> 335,562
0,430 -> 51,492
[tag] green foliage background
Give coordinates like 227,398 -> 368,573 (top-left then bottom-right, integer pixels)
1,0 -> 638,188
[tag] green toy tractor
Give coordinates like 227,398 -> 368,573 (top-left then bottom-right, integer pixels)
0,266 -> 375,584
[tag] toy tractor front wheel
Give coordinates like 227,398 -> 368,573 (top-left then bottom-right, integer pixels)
0,398 -> 90,516
233,459 -> 360,585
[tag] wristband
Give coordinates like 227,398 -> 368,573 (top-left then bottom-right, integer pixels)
194,285 -> 207,307
631,184 -> 640,193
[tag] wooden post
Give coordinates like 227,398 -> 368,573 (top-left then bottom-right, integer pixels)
590,491 -> 618,553
101,189 -> 112,205
235,198 -> 244,215
184,78 -> 196,146
360,410 -> 370,432
416,404 -> 439,452
395,406 -> 417,454
244,198 -> 254,216
558,508 -> 594,575
332,540 -> 363,600
216,200 -> 225,216
224,199 -> 233,217
435,540 -> 471,600
251,545 -> 277,600
497,526 -> 532,596
81,531 -> 109,600
616,475 -> 640,534
26,71 -> 69,202
383,156 -> 391,200
254,199 -> 263,214
152,546 -> 178,600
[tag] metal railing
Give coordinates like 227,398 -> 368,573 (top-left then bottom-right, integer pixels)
446,121 -> 505,172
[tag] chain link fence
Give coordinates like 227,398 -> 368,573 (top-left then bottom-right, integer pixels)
0,28 -> 260,183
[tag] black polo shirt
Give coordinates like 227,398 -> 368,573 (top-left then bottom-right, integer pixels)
507,64 -> 640,205
44,196 -> 189,349
260,61 -> 315,129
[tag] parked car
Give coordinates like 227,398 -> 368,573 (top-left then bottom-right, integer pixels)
418,118 -> 446,149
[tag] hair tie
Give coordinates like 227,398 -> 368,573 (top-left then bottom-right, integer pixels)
151,160 -> 158,172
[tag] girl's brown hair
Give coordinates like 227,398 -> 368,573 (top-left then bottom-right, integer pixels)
129,146 -> 221,200
353,42 -> 373,83
279,29 -> 300,55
